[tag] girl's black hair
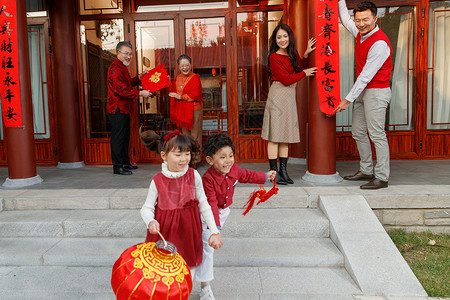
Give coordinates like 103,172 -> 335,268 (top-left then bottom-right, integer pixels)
162,133 -> 201,167
204,133 -> 235,157
177,54 -> 192,65
268,23 -> 300,76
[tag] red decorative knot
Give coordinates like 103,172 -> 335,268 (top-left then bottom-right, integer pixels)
163,130 -> 182,149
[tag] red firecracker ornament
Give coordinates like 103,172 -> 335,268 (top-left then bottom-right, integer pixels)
111,241 -> 192,299
242,180 -> 279,215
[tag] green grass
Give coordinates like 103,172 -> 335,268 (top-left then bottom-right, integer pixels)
388,230 -> 450,297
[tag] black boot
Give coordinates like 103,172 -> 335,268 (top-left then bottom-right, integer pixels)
269,159 -> 288,185
279,157 -> 294,184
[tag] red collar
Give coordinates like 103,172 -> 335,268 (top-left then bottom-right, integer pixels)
207,164 -> 239,184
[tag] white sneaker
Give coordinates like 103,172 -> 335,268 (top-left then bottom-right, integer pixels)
200,285 -> 216,300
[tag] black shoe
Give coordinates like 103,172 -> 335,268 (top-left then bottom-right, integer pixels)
269,158 -> 288,185
123,164 -> 138,170
113,166 -> 132,175
279,157 -> 294,184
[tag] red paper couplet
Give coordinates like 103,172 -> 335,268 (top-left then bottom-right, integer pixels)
315,0 -> 341,115
141,63 -> 172,92
0,1 -> 23,127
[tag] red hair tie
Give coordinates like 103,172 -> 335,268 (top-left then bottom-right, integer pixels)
162,130 -> 182,149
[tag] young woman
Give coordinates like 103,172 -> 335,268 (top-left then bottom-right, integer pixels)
262,24 -> 317,184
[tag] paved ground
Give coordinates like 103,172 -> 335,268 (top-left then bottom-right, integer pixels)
1,160 -> 450,189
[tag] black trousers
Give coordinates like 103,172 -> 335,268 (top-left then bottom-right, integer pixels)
108,108 -> 130,167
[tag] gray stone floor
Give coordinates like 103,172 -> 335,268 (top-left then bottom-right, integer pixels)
1,160 -> 449,190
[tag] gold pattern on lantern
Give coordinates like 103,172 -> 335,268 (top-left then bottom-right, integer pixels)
128,242 -> 191,289
134,257 -> 143,269
162,276 -> 175,286
176,273 -> 185,283
131,249 -> 140,258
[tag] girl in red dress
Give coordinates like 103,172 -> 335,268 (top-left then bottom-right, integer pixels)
140,131 -> 222,276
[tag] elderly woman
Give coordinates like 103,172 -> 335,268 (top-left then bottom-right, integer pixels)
168,54 -> 203,149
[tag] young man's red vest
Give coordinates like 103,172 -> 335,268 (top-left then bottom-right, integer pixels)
355,29 -> 393,89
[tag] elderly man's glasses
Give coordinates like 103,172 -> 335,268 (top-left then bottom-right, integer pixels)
119,51 -> 133,57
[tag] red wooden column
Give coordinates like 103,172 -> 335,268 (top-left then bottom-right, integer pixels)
2,0 -> 43,188
287,0 -> 308,160
303,0 -> 342,183
49,0 -> 84,168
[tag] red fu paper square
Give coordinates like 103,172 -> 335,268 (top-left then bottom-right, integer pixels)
141,63 -> 172,92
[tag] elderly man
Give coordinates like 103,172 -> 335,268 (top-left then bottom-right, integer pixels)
107,41 -> 151,175
334,1 -> 393,189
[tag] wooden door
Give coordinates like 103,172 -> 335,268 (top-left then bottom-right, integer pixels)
133,12 -> 230,163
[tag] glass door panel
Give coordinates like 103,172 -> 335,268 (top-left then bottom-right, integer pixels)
135,20 -> 176,135
237,11 -> 283,135
185,17 -> 227,134
427,1 -> 450,130
28,25 -> 50,139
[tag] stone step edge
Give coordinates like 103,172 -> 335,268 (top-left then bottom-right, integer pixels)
0,187 -> 311,211
0,208 -> 330,239
0,237 -> 343,268
3,186 -> 450,211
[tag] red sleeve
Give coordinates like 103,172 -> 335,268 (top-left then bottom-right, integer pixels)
202,171 -> 221,226
130,75 -> 141,87
298,53 -> 308,71
235,164 -> 266,185
183,74 -> 202,102
270,54 -> 306,86
109,67 -> 139,100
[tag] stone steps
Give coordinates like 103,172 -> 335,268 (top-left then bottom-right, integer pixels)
0,266 -> 361,300
0,237 -> 343,268
0,208 -> 329,238
0,187 -> 310,211
0,188 -> 365,299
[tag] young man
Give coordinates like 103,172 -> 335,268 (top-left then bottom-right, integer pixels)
334,1 -> 393,189
107,41 -> 151,175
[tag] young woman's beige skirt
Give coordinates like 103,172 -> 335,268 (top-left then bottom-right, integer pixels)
261,81 -> 300,143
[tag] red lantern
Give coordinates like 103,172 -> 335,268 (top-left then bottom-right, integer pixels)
111,241 -> 192,299
211,68 -> 217,77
